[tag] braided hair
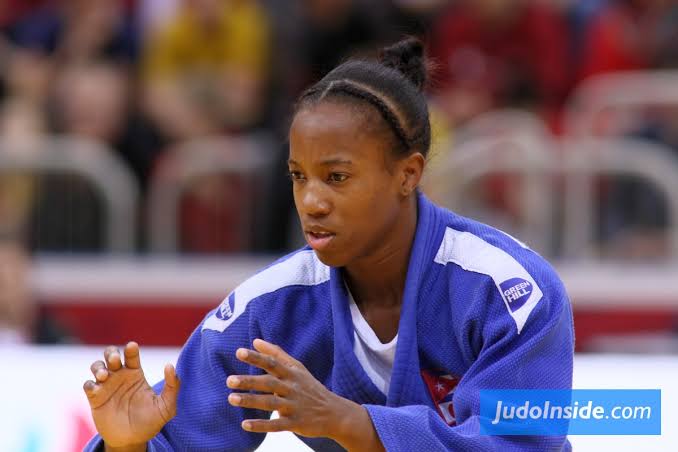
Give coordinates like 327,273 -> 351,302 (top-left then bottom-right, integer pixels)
294,37 -> 431,158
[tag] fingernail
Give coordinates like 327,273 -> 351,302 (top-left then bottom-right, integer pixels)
242,421 -> 251,430
228,376 -> 240,387
237,349 -> 248,359
229,394 -> 241,405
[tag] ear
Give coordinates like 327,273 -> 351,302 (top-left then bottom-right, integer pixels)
398,152 -> 425,197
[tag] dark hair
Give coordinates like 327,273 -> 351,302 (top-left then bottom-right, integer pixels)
294,37 -> 431,158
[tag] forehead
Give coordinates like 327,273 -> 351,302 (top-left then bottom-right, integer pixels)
289,101 -> 388,164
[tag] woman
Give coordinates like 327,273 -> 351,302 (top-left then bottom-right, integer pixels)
83,38 -> 574,451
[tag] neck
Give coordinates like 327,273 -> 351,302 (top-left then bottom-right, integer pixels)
344,194 -> 418,308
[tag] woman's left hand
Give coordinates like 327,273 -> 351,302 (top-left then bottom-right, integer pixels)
226,338 -> 383,451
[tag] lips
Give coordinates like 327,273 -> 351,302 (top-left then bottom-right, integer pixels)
304,227 -> 336,251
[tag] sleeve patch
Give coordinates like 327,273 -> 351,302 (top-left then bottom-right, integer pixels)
434,227 -> 543,334
202,250 -> 330,333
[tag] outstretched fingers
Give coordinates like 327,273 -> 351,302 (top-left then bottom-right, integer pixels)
83,379 -> 100,399
227,374 -> 290,396
90,360 -> 109,382
235,348 -> 291,378
252,339 -> 302,369
123,341 -> 141,369
101,342 -> 141,372
163,363 -> 179,390
241,417 -> 294,433
228,392 -> 292,413
159,363 -> 180,422
84,342 -> 150,411
104,346 -> 122,371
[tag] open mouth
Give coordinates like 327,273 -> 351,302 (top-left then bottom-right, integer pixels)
305,230 -> 336,251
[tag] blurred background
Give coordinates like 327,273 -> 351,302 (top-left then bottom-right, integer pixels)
0,0 -> 677,450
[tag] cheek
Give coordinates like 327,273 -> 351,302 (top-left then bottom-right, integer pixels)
291,185 -> 301,210
342,184 -> 399,236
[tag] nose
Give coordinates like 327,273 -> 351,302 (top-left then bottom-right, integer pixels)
298,181 -> 331,218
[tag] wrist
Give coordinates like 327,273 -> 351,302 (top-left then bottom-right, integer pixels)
328,397 -> 383,452
104,443 -> 146,452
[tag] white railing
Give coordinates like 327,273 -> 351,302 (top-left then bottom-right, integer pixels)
425,130 -> 557,254
0,136 -> 139,252
147,134 -> 277,253
564,70 -> 678,137
561,138 -> 678,259
426,135 -> 678,259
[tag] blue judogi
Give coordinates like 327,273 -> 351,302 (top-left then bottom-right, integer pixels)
85,193 -> 574,451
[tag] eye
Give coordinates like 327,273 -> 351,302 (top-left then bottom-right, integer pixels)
288,170 -> 306,182
328,173 -> 348,183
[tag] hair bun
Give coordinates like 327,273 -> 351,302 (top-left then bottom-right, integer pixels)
379,37 -> 427,91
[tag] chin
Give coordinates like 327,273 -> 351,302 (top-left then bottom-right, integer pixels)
311,249 -> 348,268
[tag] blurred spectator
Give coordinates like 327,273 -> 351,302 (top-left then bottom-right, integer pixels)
1,47 -> 157,252
9,64 -> 103,253
48,62 -> 159,194
2,0 -> 156,181
52,63 -> 129,144
2,46 -> 53,107
268,0 -> 392,114
0,0 -> 47,32
139,0 -> 272,253
25,62 -> 137,253
0,239 -> 72,343
429,0 -> 572,131
7,0 -> 137,64
576,0 -> 678,80
386,0 -> 450,36
426,0 -> 572,252
572,0 -> 678,259
141,0 -> 271,140
0,97 -> 45,146
288,0 -> 391,81
4,0 -> 145,164
138,0 -> 181,38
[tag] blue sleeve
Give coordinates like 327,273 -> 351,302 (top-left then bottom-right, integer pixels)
84,306 -> 269,452
364,279 -> 574,452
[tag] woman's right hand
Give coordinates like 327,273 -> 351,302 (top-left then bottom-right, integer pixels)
83,342 -> 180,450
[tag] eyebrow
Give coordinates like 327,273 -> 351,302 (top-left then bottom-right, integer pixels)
288,158 -> 353,166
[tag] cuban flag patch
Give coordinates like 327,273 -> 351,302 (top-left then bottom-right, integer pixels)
421,370 -> 461,425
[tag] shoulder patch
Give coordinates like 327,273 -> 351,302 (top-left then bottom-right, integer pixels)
202,250 -> 330,332
434,227 -> 543,334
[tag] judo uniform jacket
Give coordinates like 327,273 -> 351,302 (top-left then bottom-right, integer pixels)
86,193 -> 574,451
